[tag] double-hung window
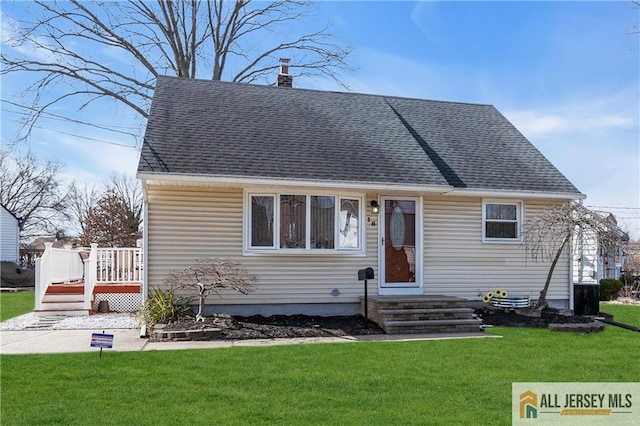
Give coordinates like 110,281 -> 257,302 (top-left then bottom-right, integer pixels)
247,193 -> 363,252
482,200 -> 523,242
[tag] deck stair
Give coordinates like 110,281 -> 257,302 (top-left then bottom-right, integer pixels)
362,295 -> 482,334
34,244 -> 143,316
38,283 -> 89,316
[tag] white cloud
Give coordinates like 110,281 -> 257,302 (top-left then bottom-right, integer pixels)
505,111 -> 636,139
1,8 -> 68,65
504,87 -> 638,138
33,128 -> 140,183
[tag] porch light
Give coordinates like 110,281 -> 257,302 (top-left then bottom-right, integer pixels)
370,200 -> 380,214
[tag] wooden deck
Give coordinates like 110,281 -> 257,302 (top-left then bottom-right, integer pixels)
37,282 -> 142,316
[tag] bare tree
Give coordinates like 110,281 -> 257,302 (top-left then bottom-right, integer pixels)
71,174 -> 142,246
67,181 -> 100,238
0,148 -> 69,241
80,188 -> 142,247
623,242 -> 640,276
165,258 -> 256,322
525,202 -> 627,309
107,174 -> 143,230
2,0 -> 352,139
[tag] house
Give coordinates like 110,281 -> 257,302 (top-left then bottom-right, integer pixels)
137,68 -> 585,318
573,213 -> 627,284
1,204 -> 20,264
19,235 -> 79,267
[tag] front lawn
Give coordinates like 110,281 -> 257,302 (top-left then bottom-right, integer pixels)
0,290 -> 34,321
1,304 -> 637,425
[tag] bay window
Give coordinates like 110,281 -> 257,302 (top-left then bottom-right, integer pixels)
247,193 -> 362,252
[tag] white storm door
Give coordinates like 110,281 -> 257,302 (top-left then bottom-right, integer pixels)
379,197 -> 423,295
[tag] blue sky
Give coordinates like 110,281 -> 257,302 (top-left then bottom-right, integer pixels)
1,1 -> 639,238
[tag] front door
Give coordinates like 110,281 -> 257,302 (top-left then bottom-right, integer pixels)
379,197 -> 422,295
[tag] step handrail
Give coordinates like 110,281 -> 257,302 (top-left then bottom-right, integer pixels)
83,243 -> 98,311
35,243 -> 86,309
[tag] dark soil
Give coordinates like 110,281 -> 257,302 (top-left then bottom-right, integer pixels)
475,307 -> 596,328
158,308 -> 600,341
161,314 -> 384,340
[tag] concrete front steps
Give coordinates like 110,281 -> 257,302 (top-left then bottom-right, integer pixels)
36,283 -> 89,316
361,295 -> 482,334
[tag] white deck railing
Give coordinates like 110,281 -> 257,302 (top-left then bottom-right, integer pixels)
35,244 -> 143,312
95,247 -> 143,283
35,243 -> 86,311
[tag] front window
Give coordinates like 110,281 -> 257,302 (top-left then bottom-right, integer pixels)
250,196 -> 274,247
311,196 -> 335,249
247,193 -> 362,252
339,198 -> 360,249
483,201 -> 522,242
280,195 -> 307,249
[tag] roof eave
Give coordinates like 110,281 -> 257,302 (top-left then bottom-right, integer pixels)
136,171 -> 453,194
443,187 -> 586,200
137,171 -> 584,200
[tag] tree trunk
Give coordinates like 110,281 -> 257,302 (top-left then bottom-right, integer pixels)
537,233 -> 570,309
196,286 -> 206,322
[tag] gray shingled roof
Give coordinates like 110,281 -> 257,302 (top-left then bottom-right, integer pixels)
138,75 -> 582,196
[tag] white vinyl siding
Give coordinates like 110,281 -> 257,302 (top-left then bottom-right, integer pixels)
145,185 -> 571,306
1,206 -> 19,263
423,196 -> 570,302
146,185 -> 376,306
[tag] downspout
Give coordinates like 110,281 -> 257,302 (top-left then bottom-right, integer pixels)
569,233 -> 574,311
142,180 -> 149,302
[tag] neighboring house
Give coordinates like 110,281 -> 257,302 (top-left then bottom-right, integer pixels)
137,69 -> 585,316
624,242 -> 640,277
573,213 -> 627,284
1,204 -> 20,263
20,236 -> 79,267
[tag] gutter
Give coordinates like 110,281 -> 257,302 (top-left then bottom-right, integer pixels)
136,172 -> 584,200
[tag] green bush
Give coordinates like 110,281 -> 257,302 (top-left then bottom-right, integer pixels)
138,287 -> 192,325
599,279 -> 623,301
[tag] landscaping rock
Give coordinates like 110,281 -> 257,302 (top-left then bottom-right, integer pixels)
548,322 -> 605,333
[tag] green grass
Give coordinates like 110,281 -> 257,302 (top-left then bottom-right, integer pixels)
0,290 -> 34,321
1,304 -> 638,425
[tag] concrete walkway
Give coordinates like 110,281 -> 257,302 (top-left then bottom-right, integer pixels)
0,328 -> 498,355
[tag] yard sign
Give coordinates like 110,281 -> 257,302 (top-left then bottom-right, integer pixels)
91,332 -> 114,358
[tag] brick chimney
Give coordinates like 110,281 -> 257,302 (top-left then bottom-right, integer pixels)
276,58 -> 293,88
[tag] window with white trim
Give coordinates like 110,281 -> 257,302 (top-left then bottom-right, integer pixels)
482,201 -> 523,242
247,193 -> 363,252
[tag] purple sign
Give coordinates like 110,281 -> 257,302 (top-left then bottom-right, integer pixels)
91,333 -> 114,349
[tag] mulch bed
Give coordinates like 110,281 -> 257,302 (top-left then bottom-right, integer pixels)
159,314 -> 384,340
156,308 -> 603,341
475,307 -> 597,328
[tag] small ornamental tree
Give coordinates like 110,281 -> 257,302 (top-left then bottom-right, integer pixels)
164,258 -> 256,322
525,202 -> 627,309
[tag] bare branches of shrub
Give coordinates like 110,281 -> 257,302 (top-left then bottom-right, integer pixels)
164,258 -> 256,322
525,202 -> 627,309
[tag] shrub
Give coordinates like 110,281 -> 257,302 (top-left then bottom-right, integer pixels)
138,287 -> 192,325
599,279 -> 623,301
165,258 -> 256,322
